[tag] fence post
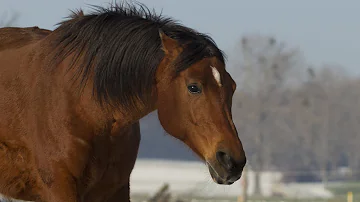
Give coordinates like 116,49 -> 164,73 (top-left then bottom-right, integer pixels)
238,165 -> 248,202
347,191 -> 353,202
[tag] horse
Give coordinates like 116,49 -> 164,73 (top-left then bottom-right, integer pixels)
0,2 -> 246,202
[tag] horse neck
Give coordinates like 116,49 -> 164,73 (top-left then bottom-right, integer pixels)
111,96 -> 157,130
40,33 -> 159,132
57,84 -> 156,137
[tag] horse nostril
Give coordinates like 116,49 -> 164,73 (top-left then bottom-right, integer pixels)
216,151 -> 235,172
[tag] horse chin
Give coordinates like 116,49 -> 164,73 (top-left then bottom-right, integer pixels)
206,162 -> 235,185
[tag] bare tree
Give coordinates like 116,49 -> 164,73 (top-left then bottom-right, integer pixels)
231,34 -> 307,195
229,31 -> 360,191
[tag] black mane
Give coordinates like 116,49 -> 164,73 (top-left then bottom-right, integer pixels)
51,1 -> 225,110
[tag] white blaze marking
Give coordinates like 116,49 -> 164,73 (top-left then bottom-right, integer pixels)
210,66 -> 222,86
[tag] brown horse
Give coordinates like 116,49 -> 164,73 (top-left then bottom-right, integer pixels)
0,3 -> 246,202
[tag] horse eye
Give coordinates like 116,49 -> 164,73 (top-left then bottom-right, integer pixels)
187,84 -> 202,94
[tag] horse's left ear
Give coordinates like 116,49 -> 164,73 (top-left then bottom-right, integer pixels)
159,30 -> 179,55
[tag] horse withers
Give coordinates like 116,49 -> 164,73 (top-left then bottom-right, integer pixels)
0,3 -> 246,202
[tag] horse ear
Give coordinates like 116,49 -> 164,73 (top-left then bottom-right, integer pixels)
159,30 -> 179,54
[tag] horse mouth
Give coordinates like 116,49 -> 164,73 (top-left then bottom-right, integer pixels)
206,162 -> 238,185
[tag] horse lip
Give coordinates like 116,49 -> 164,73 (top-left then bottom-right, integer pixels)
206,161 -> 226,183
228,175 -> 241,183
206,161 -> 241,185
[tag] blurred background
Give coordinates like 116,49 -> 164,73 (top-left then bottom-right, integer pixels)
1,0 -> 359,201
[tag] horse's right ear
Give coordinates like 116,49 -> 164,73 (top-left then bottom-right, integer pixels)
159,30 -> 179,55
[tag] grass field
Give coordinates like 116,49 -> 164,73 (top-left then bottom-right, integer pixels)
131,195 -> 354,202
131,182 -> 360,202
1,181 -> 359,202
325,182 -> 360,202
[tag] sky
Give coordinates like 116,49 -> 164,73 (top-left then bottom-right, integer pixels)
1,0 -> 359,74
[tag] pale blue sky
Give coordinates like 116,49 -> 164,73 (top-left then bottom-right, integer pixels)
1,0 -> 359,74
